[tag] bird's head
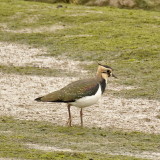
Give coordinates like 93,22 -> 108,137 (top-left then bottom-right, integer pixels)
97,63 -> 117,80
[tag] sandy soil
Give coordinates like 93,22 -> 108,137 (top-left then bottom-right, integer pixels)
0,42 -> 160,159
1,42 -> 160,133
1,72 -> 160,134
0,42 -> 88,72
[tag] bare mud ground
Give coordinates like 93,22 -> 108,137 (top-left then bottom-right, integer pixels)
0,42 -> 160,134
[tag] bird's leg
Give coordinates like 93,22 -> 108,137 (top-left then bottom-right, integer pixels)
80,108 -> 83,127
67,104 -> 72,127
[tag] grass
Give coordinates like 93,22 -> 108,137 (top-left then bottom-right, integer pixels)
0,0 -> 160,100
1,116 -> 160,160
0,2 -> 159,159
0,65 -> 76,77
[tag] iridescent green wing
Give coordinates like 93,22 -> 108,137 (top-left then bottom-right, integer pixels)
60,78 -> 99,102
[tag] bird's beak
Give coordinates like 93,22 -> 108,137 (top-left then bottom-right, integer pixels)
112,73 -> 117,78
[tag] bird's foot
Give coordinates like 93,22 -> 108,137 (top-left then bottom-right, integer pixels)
66,118 -> 72,127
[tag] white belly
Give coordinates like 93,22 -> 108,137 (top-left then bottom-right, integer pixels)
70,85 -> 102,108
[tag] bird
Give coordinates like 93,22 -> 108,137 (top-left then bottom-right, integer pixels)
35,63 -> 117,127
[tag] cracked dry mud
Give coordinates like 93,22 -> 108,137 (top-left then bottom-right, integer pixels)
0,42 -> 160,160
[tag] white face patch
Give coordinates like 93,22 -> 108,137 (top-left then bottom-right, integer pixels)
70,84 -> 102,108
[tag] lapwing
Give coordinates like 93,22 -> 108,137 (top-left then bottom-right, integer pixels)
35,63 -> 117,127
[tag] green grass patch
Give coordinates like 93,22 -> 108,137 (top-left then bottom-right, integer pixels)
1,116 -> 158,159
0,65 -> 76,77
0,0 -> 160,99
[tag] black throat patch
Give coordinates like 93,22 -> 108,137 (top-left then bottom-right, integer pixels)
100,79 -> 106,94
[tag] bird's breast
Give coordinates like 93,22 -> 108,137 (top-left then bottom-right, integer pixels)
70,84 -> 102,108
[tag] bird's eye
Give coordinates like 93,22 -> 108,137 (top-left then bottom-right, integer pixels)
107,70 -> 111,74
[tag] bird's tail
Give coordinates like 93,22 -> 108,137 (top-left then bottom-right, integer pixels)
34,90 -> 63,102
34,97 -> 43,102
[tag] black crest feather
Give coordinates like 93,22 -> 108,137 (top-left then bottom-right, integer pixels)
98,62 -> 112,69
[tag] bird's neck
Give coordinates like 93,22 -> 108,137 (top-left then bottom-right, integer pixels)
96,72 -> 107,94
96,73 -> 108,96
96,74 -> 108,84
